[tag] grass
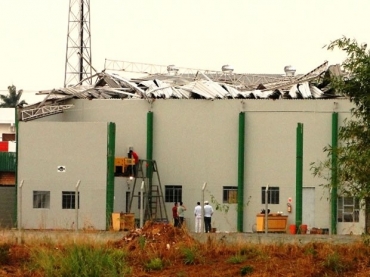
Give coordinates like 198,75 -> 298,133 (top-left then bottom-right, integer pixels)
145,257 -> 163,271
27,243 -> 131,277
180,245 -> 201,265
227,254 -> 246,264
1,225 -> 370,276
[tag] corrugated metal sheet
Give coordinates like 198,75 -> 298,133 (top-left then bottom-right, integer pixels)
22,61 -> 341,118
0,152 -> 16,172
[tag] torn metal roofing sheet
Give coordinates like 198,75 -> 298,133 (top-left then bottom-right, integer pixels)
26,60 -> 342,117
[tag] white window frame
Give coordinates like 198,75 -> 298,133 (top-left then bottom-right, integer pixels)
261,186 -> 280,204
165,185 -> 182,203
337,196 -> 360,223
33,191 -> 50,209
223,186 -> 237,204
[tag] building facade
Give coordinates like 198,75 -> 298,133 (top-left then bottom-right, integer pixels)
0,108 -> 16,227
17,98 -> 363,234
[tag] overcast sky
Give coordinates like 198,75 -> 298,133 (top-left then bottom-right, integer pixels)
1,0 -> 369,104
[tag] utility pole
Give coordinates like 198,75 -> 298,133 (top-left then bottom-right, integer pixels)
64,0 -> 93,87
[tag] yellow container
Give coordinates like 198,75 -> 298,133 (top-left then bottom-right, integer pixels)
124,158 -> 135,166
112,213 -> 121,231
115,157 -> 125,166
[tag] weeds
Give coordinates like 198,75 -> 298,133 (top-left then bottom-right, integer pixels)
180,246 -> 200,265
240,265 -> 254,276
138,235 -> 146,250
1,224 -> 370,276
322,251 -> 346,274
304,246 -> 318,257
239,246 -> 261,259
227,254 -> 246,264
0,243 -> 10,265
28,243 -> 130,277
176,270 -> 188,277
145,257 -> 163,271
361,233 -> 370,246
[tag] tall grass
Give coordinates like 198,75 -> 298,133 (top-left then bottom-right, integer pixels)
2,226 -> 370,276
28,243 -> 131,277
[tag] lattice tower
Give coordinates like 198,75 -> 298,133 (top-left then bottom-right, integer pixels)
64,0 -> 93,87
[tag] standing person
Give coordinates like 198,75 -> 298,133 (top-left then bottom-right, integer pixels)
177,202 -> 187,227
204,200 -> 214,233
194,202 -> 202,233
172,202 -> 179,227
129,149 -> 139,177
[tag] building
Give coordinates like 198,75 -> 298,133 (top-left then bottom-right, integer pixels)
16,62 -> 364,234
0,108 -> 16,227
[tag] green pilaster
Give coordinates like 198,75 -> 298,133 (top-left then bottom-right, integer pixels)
237,112 -> 245,232
106,122 -> 116,230
296,123 -> 303,230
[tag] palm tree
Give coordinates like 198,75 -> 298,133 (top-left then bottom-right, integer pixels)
0,85 -> 26,107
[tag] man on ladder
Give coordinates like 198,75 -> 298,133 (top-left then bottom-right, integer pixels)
129,149 -> 139,177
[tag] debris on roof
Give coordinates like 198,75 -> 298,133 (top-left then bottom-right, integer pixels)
19,60 -> 344,121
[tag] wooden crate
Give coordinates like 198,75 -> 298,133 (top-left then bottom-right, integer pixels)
120,213 -> 135,231
256,214 -> 288,233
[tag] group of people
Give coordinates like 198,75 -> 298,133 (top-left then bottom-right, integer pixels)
172,200 -> 214,233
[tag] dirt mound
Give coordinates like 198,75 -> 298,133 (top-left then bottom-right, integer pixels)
112,221 -> 195,250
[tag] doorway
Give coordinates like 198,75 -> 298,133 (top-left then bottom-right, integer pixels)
302,187 -> 315,230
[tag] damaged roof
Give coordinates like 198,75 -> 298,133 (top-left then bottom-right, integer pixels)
19,61 -> 344,121
34,60 -> 342,102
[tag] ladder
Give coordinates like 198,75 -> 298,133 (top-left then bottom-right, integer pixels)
128,159 -> 168,223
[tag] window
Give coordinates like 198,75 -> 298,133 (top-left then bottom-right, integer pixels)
223,186 -> 237,203
261,187 -> 279,204
165,185 -> 182,203
33,191 -> 50,209
62,191 -> 80,209
337,197 -> 360,222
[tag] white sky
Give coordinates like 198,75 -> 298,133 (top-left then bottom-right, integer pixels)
1,0 -> 369,104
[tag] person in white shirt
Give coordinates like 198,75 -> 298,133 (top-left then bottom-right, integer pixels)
203,200 -> 214,233
194,202 -> 202,233
177,202 -> 187,227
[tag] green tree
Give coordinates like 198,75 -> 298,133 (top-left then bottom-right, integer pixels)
311,37 -> 370,201
0,85 -> 25,107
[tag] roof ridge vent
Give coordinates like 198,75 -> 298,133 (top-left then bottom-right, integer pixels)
167,65 -> 179,73
222,65 -> 234,73
284,65 -> 296,77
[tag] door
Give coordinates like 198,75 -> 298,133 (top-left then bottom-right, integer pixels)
0,186 -> 16,227
302,187 -> 315,230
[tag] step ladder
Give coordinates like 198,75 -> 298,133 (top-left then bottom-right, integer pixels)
128,159 -> 168,224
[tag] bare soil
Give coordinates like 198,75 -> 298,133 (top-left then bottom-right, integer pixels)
1,222 -> 370,276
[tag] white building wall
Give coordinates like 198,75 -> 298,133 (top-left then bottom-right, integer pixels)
0,108 -> 15,141
19,98 -> 363,234
18,122 -> 109,230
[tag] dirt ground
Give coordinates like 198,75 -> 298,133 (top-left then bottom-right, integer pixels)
0,224 -> 368,277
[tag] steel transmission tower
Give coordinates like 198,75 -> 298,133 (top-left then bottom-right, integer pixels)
64,0 -> 93,87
